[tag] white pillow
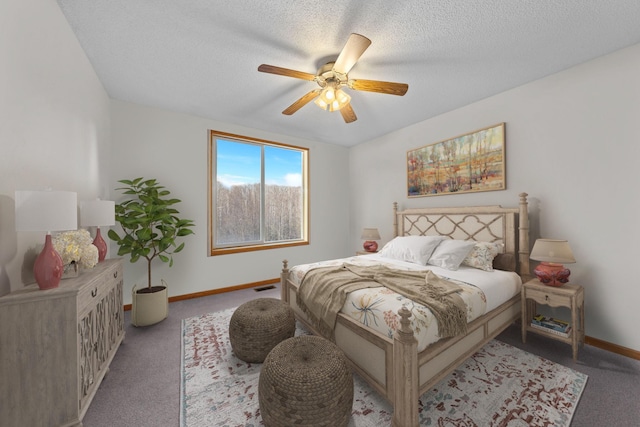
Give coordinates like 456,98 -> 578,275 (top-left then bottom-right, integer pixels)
427,239 -> 476,270
378,235 -> 446,265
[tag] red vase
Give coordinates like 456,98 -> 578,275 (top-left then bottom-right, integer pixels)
93,227 -> 107,262
34,234 -> 64,290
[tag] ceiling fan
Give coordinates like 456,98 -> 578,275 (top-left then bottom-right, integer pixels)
258,33 -> 408,123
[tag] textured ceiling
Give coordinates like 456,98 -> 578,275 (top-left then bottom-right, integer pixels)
56,0 -> 640,147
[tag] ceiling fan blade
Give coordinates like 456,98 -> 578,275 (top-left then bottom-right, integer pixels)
333,33 -> 372,75
340,103 -> 357,123
282,89 -> 322,115
258,64 -> 316,81
350,79 -> 409,96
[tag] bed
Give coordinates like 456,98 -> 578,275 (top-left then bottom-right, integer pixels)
279,193 -> 531,427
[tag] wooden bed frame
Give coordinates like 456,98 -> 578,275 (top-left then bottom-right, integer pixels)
280,193 -> 531,427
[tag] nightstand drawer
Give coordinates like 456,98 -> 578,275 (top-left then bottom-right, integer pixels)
524,288 -> 571,307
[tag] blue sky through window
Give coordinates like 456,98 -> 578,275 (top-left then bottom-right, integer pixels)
216,139 -> 302,187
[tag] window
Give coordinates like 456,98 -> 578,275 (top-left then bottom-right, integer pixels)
208,130 -> 309,255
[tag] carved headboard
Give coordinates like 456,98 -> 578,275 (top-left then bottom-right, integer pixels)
393,193 -> 530,278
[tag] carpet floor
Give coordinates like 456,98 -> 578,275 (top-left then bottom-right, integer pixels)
181,307 -> 587,426
81,285 -> 640,426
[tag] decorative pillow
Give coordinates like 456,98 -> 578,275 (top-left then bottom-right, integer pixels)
378,235 -> 446,265
462,242 -> 503,271
427,239 -> 476,270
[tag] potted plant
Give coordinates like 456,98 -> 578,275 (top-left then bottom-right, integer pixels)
108,177 -> 195,326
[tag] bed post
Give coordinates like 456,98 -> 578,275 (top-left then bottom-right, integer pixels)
393,202 -> 399,238
392,307 -> 418,427
280,259 -> 289,303
518,193 -> 531,281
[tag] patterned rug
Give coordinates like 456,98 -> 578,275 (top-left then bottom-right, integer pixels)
181,307 -> 587,427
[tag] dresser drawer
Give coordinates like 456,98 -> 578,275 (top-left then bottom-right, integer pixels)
77,262 -> 121,316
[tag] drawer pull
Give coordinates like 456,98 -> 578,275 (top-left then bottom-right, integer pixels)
91,289 -> 98,298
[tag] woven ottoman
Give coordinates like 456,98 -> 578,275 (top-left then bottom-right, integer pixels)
229,298 -> 295,363
259,335 -> 354,427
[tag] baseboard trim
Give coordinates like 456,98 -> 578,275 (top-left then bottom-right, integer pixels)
122,277 -> 280,312
585,335 -> 640,361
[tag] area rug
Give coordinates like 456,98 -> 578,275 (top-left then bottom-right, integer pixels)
181,307 -> 587,427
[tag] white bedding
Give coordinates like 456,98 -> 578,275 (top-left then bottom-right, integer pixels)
289,254 -> 522,352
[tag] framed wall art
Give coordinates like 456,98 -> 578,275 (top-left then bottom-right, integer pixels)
407,123 -> 506,197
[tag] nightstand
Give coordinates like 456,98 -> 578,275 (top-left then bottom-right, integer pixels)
356,250 -> 378,255
521,279 -> 585,361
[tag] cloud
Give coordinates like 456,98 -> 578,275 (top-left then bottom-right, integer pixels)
266,173 -> 302,187
284,173 -> 302,187
217,174 -> 258,188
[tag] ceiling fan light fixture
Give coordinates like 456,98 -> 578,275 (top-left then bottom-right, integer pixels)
314,87 -> 350,112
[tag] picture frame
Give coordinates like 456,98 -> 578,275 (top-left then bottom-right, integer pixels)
407,123 -> 506,197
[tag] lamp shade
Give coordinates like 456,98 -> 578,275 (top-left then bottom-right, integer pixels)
530,239 -> 576,264
80,200 -> 115,227
360,228 -> 381,240
15,190 -> 78,232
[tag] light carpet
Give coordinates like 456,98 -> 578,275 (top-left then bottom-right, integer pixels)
181,307 -> 587,427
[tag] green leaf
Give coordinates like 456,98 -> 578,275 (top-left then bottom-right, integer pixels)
107,229 -> 121,242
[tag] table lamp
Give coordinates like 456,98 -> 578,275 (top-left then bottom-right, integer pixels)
361,228 -> 381,252
15,190 -> 78,290
530,238 -> 576,287
80,199 -> 116,262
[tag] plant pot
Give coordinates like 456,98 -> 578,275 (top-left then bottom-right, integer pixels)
131,283 -> 168,327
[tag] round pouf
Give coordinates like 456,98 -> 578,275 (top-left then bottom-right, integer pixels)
259,335 -> 354,427
229,298 -> 296,363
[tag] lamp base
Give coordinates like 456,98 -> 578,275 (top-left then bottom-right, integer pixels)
363,240 -> 378,252
34,234 -> 64,290
93,227 -> 107,262
534,262 -> 571,287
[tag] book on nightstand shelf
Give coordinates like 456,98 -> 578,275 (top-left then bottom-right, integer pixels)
531,322 -> 572,338
531,314 -> 571,337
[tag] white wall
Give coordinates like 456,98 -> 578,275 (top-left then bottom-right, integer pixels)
350,43 -> 640,351
110,100 -> 350,305
0,0 -> 111,295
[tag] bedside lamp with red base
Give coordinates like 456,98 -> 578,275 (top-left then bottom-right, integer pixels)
530,238 -> 576,287
360,228 -> 381,252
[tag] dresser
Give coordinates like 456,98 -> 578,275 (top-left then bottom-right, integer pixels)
0,259 -> 124,427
